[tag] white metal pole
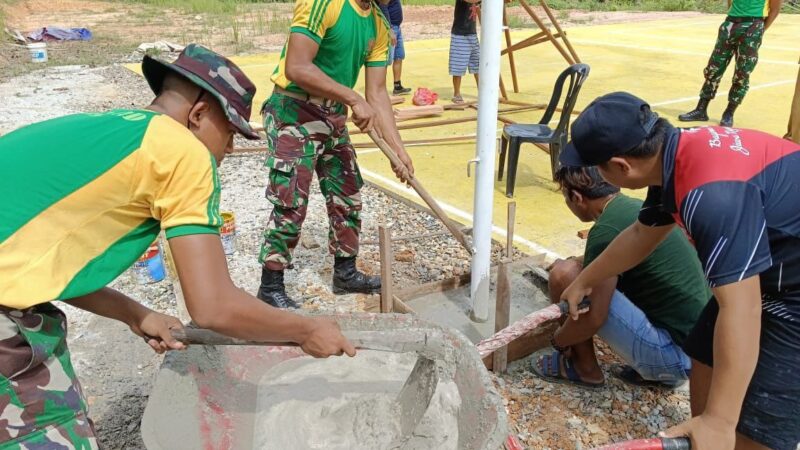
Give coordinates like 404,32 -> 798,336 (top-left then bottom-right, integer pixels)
470,0 -> 503,323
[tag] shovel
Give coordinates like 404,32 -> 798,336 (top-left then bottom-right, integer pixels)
172,327 -> 440,439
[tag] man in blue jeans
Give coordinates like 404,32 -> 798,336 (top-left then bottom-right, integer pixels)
533,166 -> 710,388
379,0 -> 411,95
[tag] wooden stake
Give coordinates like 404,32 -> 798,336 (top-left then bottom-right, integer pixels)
506,201 -> 516,258
502,6 -> 519,93
379,225 -> 393,313
492,259 -> 512,373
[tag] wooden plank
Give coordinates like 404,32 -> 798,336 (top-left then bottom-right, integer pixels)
502,6 -> 519,93
393,295 -> 416,314
395,273 -> 471,301
379,226 -> 393,313
539,0 -> 581,63
517,0 -> 575,65
390,95 -> 405,105
492,260 -> 512,373
483,320 -> 558,370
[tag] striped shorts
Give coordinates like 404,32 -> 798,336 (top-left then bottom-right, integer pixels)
449,34 -> 480,76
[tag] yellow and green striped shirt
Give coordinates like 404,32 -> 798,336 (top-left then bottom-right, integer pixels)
0,109 -> 222,309
271,0 -> 392,94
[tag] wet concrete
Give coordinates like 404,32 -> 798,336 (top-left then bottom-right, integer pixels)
406,263 -> 551,344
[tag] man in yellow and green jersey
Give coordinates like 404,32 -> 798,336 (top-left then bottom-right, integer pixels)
0,44 -> 355,449
257,0 -> 415,308
678,0 -> 782,127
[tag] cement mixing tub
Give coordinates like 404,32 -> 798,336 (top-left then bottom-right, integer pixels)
142,313 -> 508,449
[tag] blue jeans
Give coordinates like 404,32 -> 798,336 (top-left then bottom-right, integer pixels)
389,24 -> 405,61
597,290 -> 691,385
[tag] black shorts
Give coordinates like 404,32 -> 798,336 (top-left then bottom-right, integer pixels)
683,294 -> 800,450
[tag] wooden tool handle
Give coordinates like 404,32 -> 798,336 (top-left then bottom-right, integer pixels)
367,130 -> 472,254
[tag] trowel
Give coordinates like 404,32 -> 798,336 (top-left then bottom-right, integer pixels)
172,327 -> 440,440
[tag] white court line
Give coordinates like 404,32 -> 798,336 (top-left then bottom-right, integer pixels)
567,39 -> 798,66
651,78 -> 796,107
604,29 -> 800,52
359,167 -> 563,259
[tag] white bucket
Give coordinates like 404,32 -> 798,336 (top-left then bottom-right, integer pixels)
26,43 -> 48,63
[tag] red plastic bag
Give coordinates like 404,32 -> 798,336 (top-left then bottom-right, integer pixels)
412,88 -> 439,106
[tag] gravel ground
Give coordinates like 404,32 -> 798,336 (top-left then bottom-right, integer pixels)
3,64 -> 696,449
497,339 -> 692,449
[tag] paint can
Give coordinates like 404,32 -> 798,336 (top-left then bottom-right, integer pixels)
220,211 -> 236,255
133,241 -> 166,284
26,43 -> 48,63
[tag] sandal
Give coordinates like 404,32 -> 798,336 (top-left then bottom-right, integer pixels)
611,364 -> 686,390
530,349 -> 604,388
451,95 -> 464,104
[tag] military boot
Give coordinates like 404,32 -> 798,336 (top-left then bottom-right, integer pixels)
720,102 -> 737,127
678,98 -> 710,122
332,256 -> 381,294
256,268 -> 299,309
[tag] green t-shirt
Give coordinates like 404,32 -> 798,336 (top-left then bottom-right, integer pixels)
271,0 -> 392,95
584,195 -> 710,345
729,0 -> 769,18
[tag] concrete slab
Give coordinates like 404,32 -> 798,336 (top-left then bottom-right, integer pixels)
405,263 -> 550,344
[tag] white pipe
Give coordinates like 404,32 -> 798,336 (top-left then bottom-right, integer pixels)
470,0 -> 503,323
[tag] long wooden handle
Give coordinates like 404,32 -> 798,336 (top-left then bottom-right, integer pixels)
367,130 -> 472,254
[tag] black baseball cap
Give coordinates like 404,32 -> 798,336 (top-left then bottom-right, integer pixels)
559,92 -> 660,167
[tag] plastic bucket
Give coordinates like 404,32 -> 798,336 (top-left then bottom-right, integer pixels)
133,242 -> 166,284
26,43 -> 47,63
220,211 -> 236,255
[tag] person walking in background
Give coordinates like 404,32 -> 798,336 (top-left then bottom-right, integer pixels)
379,0 -> 412,95
678,0 -> 782,127
449,0 -> 480,103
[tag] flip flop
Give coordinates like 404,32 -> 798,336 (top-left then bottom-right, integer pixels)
611,364 -> 686,390
530,349 -> 604,389
452,95 -> 464,104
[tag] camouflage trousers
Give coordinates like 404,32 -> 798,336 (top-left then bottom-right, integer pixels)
0,304 -> 97,449
699,17 -> 764,105
259,92 -> 364,270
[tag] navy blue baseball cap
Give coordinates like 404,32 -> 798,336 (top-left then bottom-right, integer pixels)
559,92 -> 660,167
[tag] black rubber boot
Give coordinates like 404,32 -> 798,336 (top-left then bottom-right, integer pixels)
256,268 -> 299,309
332,256 -> 381,294
720,102 -> 737,127
678,98 -> 710,122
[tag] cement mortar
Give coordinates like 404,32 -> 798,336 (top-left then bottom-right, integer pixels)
253,351 -> 460,450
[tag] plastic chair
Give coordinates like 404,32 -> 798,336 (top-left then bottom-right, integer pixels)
497,63 -> 590,197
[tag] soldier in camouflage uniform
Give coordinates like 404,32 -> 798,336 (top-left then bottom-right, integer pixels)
1,45 -> 355,448
678,0 -> 782,127
257,0 -> 414,308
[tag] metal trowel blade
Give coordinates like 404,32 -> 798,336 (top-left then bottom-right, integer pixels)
394,356 -> 439,439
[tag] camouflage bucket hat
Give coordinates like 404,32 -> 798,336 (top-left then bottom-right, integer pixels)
142,44 -> 260,140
